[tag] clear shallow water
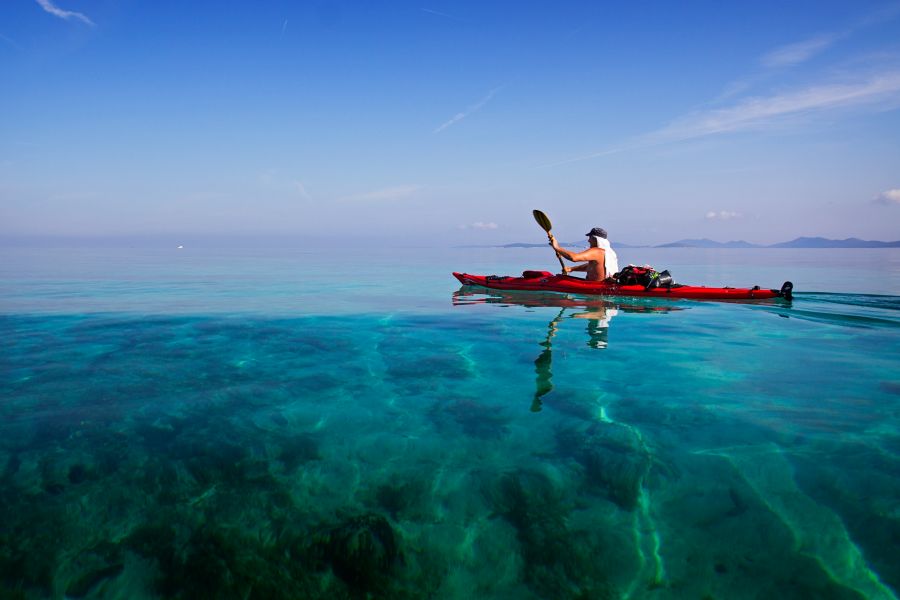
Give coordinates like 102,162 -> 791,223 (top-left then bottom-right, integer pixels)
1,246 -> 899,599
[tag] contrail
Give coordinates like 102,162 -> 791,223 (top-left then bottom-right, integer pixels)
434,87 -> 501,133
34,0 -> 95,26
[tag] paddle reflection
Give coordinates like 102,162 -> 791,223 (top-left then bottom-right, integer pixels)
453,288 -> 682,412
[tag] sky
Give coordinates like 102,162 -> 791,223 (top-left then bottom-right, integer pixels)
1,0 -> 899,246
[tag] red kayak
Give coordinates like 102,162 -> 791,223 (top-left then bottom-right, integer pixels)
453,271 -> 793,301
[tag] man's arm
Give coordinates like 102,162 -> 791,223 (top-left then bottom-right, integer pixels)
565,263 -> 589,273
549,234 -> 602,262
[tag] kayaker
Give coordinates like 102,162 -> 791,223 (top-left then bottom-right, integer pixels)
549,227 -> 620,281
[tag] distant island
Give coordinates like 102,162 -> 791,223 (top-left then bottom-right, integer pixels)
483,237 -> 900,249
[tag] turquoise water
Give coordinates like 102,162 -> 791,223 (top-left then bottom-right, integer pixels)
1,246 -> 899,599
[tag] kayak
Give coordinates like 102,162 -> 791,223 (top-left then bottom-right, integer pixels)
453,270 -> 793,301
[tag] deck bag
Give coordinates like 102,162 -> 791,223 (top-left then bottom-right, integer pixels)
615,265 -> 675,290
522,270 -> 553,279
614,265 -> 654,286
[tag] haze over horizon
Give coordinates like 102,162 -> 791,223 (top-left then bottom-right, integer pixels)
2,1 -> 900,247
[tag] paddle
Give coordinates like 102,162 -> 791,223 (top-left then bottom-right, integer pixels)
532,209 -> 567,274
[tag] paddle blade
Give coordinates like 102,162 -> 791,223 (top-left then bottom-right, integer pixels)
533,209 -> 553,232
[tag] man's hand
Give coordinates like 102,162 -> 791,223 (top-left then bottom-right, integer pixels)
548,234 -> 559,250
563,266 -> 572,274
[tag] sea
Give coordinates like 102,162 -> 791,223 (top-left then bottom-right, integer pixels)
1,244 -> 899,599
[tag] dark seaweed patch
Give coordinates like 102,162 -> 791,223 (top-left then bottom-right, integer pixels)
65,563 -> 123,598
429,397 -> 510,439
67,464 -> 89,485
556,424 -> 650,511
482,470 -> 616,599
314,513 -> 400,594
373,480 -> 428,520
276,435 -> 321,471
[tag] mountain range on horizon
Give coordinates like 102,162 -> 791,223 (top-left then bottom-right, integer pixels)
496,237 -> 900,249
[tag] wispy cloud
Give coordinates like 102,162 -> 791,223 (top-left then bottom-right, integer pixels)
340,185 -> 422,201
874,188 -> 900,205
761,5 -> 900,69
35,0 -> 95,26
292,181 -> 311,200
855,3 -> 900,29
0,33 -> 21,50
761,33 -> 843,68
281,19 -> 288,35
544,69 -> 900,167
259,169 -> 312,199
705,210 -> 743,220
541,146 -> 627,168
715,6 -> 900,103
545,5 -> 900,168
434,87 -> 501,133
421,8 -> 462,21
49,191 -> 97,202
459,221 -> 499,230
652,71 -> 900,142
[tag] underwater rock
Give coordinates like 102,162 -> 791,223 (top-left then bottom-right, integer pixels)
64,563 -> 124,598
126,520 -> 319,600
485,470 -> 569,544
67,463 -> 89,485
373,480 -> 428,520
317,513 -> 400,593
276,435 -> 321,471
379,334 -> 473,396
556,423 -> 651,511
176,440 -> 261,487
792,447 -> 900,595
0,507 -> 65,597
135,418 -> 184,445
1,453 -> 20,480
429,397 -> 510,439
482,470 -> 617,599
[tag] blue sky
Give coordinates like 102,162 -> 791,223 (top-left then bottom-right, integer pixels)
2,1 -> 899,246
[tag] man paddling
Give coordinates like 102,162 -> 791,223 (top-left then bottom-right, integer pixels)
549,227 -> 620,281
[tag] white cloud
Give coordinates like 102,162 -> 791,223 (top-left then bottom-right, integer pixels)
874,188 -> 900,205
340,185 -> 422,201
705,210 -> 743,220
35,0 -> 94,26
761,34 -> 841,68
434,87 -> 501,133
465,221 -> 498,230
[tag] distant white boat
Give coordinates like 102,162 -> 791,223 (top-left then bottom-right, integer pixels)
177,245 -> 184,249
